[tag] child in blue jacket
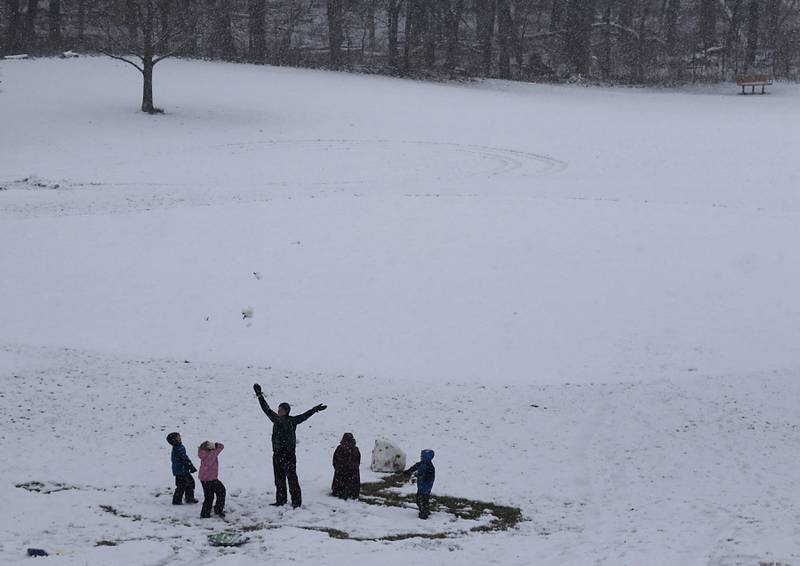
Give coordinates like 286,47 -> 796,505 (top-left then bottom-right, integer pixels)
166,432 -> 198,505
404,449 -> 435,519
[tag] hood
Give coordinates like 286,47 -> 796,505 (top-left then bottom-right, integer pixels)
340,433 -> 356,447
420,449 -> 434,462
166,432 -> 181,446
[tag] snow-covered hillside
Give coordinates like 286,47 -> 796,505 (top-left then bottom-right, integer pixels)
1,57 -> 799,565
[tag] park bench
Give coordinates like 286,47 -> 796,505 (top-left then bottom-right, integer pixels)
736,74 -> 772,95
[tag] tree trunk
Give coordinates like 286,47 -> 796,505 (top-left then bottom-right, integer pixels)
744,0 -> 759,71
77,0 -> 87,47
366,0 -> 376,51
4,0 -> 22,55
177,0 -> 199,57
326,0 -> 344,67
664,0 -> 680,79
125,0 -> 138,51
601,0 -> 612,78
632,0 -> 652,82
422,2 -> 435,68
158,0 -> 170,52
722,0 -> 743,76
140,1 -> 157,114
212,0 -> 235,60
664,0 -> 679,56
403,0 -> 414,70
443,0 -> 463,71
764,0 -> 779,76
564,0 -> 595,75
142,60 -> 155,113
477,0 -> 496,76
387,0 -> 402,68
618,0 -> 635,76
249,0 -> 266,63
497,0 -> 512,79
24,0 -> 37,48
550,0 -> 564,31
699,0 -> 716,53
48,0 -> 60,50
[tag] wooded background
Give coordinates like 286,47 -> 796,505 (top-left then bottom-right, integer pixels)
2,0 -> 799,84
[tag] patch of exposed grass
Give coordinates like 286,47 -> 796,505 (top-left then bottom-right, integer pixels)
15,481 -> 76,494
359,473 -> 524,536
305,526 -> 352,540
240,522 -> 274,532
99,504 -> 142,522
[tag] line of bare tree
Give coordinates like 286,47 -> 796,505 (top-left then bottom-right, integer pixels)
2,1 -> 799,111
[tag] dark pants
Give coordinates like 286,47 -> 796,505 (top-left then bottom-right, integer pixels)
331,469 -> 361,500
273,451 -> 301,507
416,493 -> 431,519
173,474 -> 195,504
201,479 -> 226,517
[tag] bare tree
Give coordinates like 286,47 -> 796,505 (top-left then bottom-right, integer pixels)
477,0 -> 496,75
497,0 -> 512,77
664,0 -> 680,56
48,0 -> 61,49
743,0 -> 759,70
248,0 -> 266,63
698,0 -> 716,52
421,1 -> 436,68
75,0 -> 89,47
443,0 -> 464,71
93,0 -> 207,113
402,0 -> 417,70
564,0 -> 595,74
386,0 -> 403,68
326,0 -> 344,67
24,0 -> 37,48
365,0 -> 376,51
3,0 -> 23,54
209,0 -> 234,59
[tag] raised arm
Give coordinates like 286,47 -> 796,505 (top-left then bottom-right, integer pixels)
254,384 -> 277,423
292,403 -> 327,425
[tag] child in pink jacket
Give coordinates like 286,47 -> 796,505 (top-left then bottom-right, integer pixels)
198,441 -> 226,518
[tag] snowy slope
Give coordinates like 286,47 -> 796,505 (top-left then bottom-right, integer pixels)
1,57 -> 800,565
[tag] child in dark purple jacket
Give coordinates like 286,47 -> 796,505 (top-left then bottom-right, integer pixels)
198,441 -> 226,518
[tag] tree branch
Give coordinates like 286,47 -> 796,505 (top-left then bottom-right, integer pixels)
99,50 -> 144,72
592,20 -> 640,40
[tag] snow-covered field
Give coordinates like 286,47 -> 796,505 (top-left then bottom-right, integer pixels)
1,57 -> 800,565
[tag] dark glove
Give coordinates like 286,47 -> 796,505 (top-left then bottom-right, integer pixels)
253,383 -> 263,396
314,403 -> 327,412
189,464 -> 197,474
